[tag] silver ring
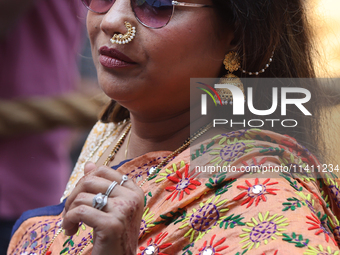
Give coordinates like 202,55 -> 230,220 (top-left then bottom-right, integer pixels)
105,181 -> 118,197
92,193 -> 107,210
120,175 -> 128,186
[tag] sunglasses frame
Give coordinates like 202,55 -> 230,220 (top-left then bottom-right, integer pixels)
81,0 -> 213,29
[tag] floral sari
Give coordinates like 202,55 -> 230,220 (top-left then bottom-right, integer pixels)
8,121 -> 340,255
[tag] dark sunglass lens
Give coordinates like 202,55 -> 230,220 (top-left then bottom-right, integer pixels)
82,0 -> 114,13
132,0 -> 173,28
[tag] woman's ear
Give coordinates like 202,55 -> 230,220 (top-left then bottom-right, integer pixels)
223,21 -> 240,53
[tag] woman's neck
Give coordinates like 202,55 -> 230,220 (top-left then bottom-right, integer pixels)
127,110 -> 192,158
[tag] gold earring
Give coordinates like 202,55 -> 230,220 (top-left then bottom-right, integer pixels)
215,51 -> 245,105
110,21 -> 136,45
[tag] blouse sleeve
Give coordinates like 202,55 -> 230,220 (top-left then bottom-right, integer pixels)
60,120 -> 119,201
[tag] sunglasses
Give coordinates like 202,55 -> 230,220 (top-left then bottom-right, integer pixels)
81,0 -> 213,29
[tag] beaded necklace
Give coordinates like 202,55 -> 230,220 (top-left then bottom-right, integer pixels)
42,120 -> 212,255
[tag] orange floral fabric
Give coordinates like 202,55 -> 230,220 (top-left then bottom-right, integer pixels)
8,121 -> 340,255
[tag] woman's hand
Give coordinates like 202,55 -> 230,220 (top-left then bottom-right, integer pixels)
62,162 -> 144,255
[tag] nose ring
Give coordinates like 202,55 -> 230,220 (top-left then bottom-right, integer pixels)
110,21 -> 136,45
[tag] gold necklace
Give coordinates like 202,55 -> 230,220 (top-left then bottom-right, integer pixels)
103,123 -> 132,166
102,121 -> 212,187
43,121 -> 212,255
138,122 -> 213,187
125,127 -> 132,159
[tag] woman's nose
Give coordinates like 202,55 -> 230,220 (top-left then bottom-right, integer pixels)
100,0 -> 137,39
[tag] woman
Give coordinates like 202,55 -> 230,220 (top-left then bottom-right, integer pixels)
7,0 -> 339,254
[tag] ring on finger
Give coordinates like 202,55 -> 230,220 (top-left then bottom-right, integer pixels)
92,193 -> 107,210
120,175 -> 128,186
105,181 -> 118,197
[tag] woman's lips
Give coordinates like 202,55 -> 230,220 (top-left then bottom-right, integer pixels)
99,55 -> 135,68
99,46 -> 136,69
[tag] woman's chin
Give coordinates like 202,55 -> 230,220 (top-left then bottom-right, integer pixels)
98,85 -> 143,108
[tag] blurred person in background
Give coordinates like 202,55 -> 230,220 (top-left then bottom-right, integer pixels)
0,0 -> 85,253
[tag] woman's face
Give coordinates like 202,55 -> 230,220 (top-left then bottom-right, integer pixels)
87,0 -> 234,118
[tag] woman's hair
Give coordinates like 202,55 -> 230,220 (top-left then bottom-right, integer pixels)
100,0 -> 326,159
214,0 -> 316,78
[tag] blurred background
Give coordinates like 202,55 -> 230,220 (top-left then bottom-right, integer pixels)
0,1 -> 105,254
0,0 -> 340,254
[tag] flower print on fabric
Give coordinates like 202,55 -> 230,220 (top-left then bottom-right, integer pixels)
214,178 -> 237,196
215,130 -> 248,141
239,211 -> 289,251
261,251 -> 278,255
306,213 -> 337,246
282,197 -> 305,212
304,245 -> 340,255
211,129 -> 261,144
140,208 -> 156,238
165,164 -> 201,201
153,209 -> 186,227
204,171 -> 237,196
295,192 -> 317,213
328,216 -> 340,245
196,234 -> 229,255
219,213 -> 245,230
191,141 -> 215,161
9,218 -> 63,255
178,196 -> 229,243
241,157 -> 268,174
155,161 -> 186,184
128,157 -> 167,183
137,232 -> 172,255
326,177 -> 340,209
209,141 -> 253,167
282,232 -> 309,247
57,223 -> 92,255
233,178 -> 279,208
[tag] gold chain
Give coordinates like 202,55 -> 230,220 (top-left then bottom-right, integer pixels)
78,239 -> 92,255
103,121 -> 212,187
138,122 -> 213,187
124,127 -> 132,159
43,120 -> 212,255
41,228 -> 63,255
103,123 -> 132,166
